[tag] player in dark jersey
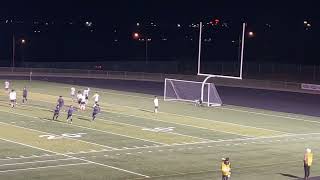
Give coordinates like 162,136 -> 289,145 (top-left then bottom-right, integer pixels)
92,104 -> 100,121
57,96 -> 64,109
52,105 -> 60,120
66,105 -> 75,124
22,87 -> 28,103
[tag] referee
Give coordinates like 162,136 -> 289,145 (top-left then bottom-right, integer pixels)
304,148 -> 313,180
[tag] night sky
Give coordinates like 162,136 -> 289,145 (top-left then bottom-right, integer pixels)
0,1 -> 319,67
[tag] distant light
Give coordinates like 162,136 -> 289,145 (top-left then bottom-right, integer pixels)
177,24 -> 181,27
136,22 -> 140,26
147,38 -> 152,41
307,23 -> 311,27
21,39 -> 26,44
85,21 -> 92,27
248,31 -> 254,37
133,32 -> 140,39
304,20 -> 308,24
162,38 -> 168,41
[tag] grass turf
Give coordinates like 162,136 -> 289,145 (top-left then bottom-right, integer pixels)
0,79 -> 319,179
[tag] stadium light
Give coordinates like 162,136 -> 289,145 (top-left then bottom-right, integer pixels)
248,31 -> 254,37
133,32 -> 140,39
21,39 -> 26,44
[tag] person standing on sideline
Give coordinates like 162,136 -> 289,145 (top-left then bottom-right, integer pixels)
154,96 -> 159,113
22,87 -> 28,103
9,89 -> 17,108
221,157 -> 231,180
70,87 -> 76,101
304,148 -> 313,180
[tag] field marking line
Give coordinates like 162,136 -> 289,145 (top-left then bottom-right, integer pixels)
0,157 -> 76,167
0,110 -> 117,150
0,162 -> 91,173
0,154 -> 59,161
58,83 -> 317,127
0,137 -> 150,178
217,106 -> 320,124
16,95 -> 210,142
12,90 -> 262,137
25,98 -> 249,138
0,107 -> 164,146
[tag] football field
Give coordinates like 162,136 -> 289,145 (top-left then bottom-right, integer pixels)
0,79 -> 319,179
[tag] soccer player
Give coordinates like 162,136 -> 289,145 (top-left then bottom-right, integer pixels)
57,96 -> 64,109
66,105 -> 75,124
22,87 -> 28,103
92,92 -> 99,107
92,104 -> 100,121
4,80 -> 10,92
304,148 -> 313,180
52,104 -> 60,120
221,157 -> 231,180
76,91 -> 82,107
80,95 -> 86,111
153,96 -> 159,113
9,89 -> 17,108
70,87 -> 76,101
83,88 -> 90,104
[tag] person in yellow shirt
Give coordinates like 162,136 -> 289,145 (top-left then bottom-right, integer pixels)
221,157 -> 231,180
304,148 -> 313,180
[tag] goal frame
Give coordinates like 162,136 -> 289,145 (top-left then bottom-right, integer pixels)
164,78 -> 222,106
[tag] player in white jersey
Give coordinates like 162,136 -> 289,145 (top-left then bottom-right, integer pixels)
4,80 -> 10,92
83,88 -> 90,104
92,92 -> 99,107
80,95 -> 86,111
76,91 -> 82,108
153,96 -> 159,113
70,87 -> 76,101
9,89 -> 17,108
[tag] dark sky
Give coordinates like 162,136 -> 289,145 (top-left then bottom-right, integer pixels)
1,1 -> 318,21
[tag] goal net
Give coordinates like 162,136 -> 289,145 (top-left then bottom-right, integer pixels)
164,78 -> 222,106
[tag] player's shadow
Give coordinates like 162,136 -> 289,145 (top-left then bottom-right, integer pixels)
279,173 -> 300,178
139,109 -> 154,113
77,117 -> 91,122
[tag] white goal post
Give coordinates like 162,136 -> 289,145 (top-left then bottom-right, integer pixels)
164,78 -> 222,106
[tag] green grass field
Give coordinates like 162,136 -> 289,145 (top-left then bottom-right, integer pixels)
0,79 -> 319,179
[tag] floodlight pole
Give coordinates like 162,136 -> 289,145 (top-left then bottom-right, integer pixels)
12,34 -> 15,69
239,23 -> 246,79
197,22 -> 203,75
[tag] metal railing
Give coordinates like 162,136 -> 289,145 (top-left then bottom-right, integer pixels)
0,67 -> 318,95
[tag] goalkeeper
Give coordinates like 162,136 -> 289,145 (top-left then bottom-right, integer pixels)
221,157 -> 231,180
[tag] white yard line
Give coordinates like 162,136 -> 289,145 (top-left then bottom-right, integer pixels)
21,97 -> 209,142
0,162 -> 91,173
0,154 -> 59,161
0,157 -> 76,167
0,111 -> 116,150
16,90 -> 280,137
0,108 -> 164,146
217,106 -> 320,124
0,137 -> 150,178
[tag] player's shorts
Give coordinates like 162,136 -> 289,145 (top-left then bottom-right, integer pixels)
5,88 -> 9,91
67,114 -> 72,119
155,106 -> 158,109
81,102 -> 86,105
78,99 -> 82,104
85,96 -> 89,100
10,99 -> 16,103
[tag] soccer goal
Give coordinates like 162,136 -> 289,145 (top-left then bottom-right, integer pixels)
164,78 -> 222,106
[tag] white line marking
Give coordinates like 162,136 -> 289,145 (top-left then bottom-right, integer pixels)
4,107 -> 164,146
0,137 -> 150,178
0,154 -> 58,161
0,162 -> 91,173
0,157 -> 76,167
0,110 -> 116,150
218,106 -> 320,125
